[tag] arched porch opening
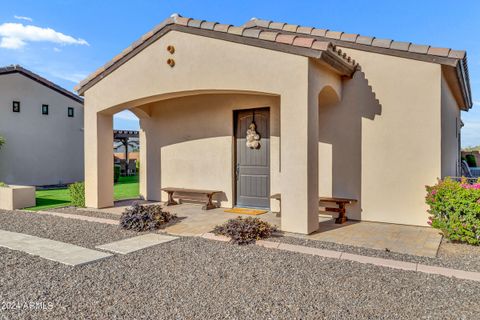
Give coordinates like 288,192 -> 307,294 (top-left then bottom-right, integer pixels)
85,90 -> 281,211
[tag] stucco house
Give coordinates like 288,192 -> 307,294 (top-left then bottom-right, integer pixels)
0,65 -> 84,186
75,14 -> 472,234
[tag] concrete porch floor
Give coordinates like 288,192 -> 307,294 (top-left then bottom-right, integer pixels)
93,200 -> 443,257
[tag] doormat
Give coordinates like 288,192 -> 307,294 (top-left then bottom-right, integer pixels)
224,208 -> 268,215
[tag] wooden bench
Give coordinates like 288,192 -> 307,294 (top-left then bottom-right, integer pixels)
161,187 -> 222,210
270,193 -> 357,224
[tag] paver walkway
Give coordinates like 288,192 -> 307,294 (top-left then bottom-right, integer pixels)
96,234 -> 178,254
0,230 -> 112,266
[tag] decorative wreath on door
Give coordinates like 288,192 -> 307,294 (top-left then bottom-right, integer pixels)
246,111 -> 261,149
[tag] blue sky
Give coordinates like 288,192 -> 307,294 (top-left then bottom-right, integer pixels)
1,0 -> 479,145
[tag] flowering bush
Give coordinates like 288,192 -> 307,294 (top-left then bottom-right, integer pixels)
426,177 -> 480,245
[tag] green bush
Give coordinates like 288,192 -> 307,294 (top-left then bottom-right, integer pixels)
213,216 -> 278,245
120,203 -> 177,231
426,177 -> 480,245
465,154 -> 477,167
0,182 -> 7,187
69,182 -> 85,207
114,165 -> 121,183
0,136 -> 5,149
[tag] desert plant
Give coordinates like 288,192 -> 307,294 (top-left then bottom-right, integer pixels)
114,165 -> 121,183
426,177 -> 480,245
69,182 -> 85,207
213,216 -> 278,245
465,154 -> 477,168
120,203 -> 177,231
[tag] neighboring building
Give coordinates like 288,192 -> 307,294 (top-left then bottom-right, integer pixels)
75,15 -> 472,234
0,65 -> 84,186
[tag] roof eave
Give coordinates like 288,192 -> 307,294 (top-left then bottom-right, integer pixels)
0,65 -> 83,104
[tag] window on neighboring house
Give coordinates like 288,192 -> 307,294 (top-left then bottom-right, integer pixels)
12,101 -> 20,112
68,107 -> 74,117
42,104 -> 49,115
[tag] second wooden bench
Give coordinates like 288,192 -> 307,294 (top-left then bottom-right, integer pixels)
270,193 -> 357,224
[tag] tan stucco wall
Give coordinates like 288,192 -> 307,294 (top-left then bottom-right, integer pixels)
138,94 -> 280,209
324,47 -> 443,226
83,30 -> 342,233
0,73 -> 84,186
441,75 -> 461,177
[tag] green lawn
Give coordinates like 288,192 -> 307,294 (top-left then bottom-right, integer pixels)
26,175 -> 139,211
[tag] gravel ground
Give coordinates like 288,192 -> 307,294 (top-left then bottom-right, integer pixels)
0,210 -> 479,319
273,235 -> 480,273
46,207 -> 121,222
0,210 -> 136,248
1,235 -> 479,319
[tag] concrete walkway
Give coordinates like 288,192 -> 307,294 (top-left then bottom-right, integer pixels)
0,230 -> 112,266
96,234 -> 178,254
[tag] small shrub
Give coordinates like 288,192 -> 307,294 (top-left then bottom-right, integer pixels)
0,136 -> 5,149
213,216 -> 278,245
114,165 -> 121,183
120,203 -> 177,231
426,177 -> 480,245
465,154 -> 477,167
0,182 -> 7,187
69,182 -> 85,207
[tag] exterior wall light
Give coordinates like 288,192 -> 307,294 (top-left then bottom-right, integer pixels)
167,58 -> 175,67
167,45 -> 175,54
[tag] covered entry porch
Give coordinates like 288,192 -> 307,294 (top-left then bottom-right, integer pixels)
77,15 -> 357,234
91,200 -> 442,257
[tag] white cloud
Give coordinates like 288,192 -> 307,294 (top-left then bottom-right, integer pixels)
0,22 -> 89,49
50,71 -> 88,83
115,110 -> 139,121
53,47 -> 61,52
14,15 -> 33,22
473,100 -> 480,106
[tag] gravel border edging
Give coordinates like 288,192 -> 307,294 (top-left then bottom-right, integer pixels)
201,233 -> 480,282
270,235 -> 480,273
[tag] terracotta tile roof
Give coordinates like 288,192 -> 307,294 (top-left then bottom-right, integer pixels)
75,14 -> 471,110
75,14 -> 357,94
244,18 -> 467,59
244,18 -> 472,109
0,65 -> 83,104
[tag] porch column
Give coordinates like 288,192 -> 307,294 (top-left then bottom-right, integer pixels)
139,119 -> 162,201
84,110 -> 114,208
280,90 -> 319,234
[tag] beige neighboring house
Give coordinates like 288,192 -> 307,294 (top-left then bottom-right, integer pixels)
0,65 -> 84,186
75,14 -> 472,234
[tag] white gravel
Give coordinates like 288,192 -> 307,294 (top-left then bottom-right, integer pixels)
0,210 -> 479,319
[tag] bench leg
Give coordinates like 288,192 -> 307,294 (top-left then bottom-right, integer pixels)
202,194 -> 216,210
166,192 -> 178,206
335,203 -> 347,224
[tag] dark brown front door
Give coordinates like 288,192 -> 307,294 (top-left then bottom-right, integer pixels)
234,108 -> 270,208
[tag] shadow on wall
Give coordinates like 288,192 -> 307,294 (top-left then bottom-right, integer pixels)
318,71 -> 382,220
